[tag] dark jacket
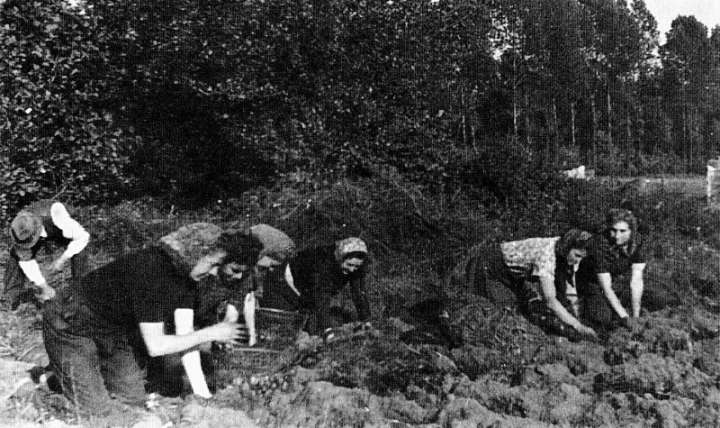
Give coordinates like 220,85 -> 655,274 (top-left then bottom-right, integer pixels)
290,245 -> 371,333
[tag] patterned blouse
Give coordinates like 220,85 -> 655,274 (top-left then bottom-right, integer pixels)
500,237 -> 560,280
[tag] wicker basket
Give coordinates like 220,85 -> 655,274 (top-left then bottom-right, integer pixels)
212,308 -> 306,379
256,308 -> 306,349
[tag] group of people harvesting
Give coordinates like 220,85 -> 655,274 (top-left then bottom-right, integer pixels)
2,199 -> 677,415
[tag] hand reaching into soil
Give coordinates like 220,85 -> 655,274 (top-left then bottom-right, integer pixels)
33,283 -> 56,302
620,316 -> 641,332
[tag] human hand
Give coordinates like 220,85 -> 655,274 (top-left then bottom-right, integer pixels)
620,316 -> 641,332
223,303 -> 240,323
206,322 -> 247,343
322,327 -> 337,343
34,283 -> 56,302
51,257 -> 68,273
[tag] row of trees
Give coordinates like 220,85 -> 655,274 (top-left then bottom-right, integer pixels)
491,0 -> 720,175
1,0 -> 719,212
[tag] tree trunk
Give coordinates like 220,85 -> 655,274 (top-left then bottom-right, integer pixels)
683,100 -> 688,172
570,101 -> 576,148
591,93 -> 598,168
512,55 -> 519,142
524,90 -> 531,147
637,104 -> 644,161
626,104 -> 632,168
552,99 -> 560,166
606,90 -> 613,148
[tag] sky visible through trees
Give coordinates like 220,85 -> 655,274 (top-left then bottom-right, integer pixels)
2,0 -> 720,212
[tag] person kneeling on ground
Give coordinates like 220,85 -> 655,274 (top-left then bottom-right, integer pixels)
576,208 -> 680,332
463,229 -> 597,340
257,237 -> 372,338
4,200 -> 90,308
190,223 -> 295,346
42,232 -> 256,415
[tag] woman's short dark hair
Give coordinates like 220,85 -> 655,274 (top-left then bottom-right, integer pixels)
606,208 -> 637,235
556,228 -> 592,257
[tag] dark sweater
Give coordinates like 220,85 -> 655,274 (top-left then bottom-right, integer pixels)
290,245 -> 371,333
72,247 -> 198,337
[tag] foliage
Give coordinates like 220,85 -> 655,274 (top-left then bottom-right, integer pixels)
0,0 -> 138,219
4,0 -> 720,215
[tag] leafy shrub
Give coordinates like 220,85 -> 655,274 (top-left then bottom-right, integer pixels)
82,0 -> 497,197
0,0 -> 138,219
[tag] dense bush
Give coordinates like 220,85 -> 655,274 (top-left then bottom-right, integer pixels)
0,0 -> 138,219
82,0 -> 496,199
2,0 -> 715,219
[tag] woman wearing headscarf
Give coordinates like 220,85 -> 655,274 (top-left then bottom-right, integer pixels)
257,237 -> 371,336
462,229 -> 597,339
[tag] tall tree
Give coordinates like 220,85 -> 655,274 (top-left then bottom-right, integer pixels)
661,16 -> 710,170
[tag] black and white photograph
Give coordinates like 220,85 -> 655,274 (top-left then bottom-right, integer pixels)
1,0 -> 720,426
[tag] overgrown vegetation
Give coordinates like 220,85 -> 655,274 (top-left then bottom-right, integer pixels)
3,0 -> 720,217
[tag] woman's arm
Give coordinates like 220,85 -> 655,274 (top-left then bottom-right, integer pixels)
597,272 -> 629,319
309,272 -> 335,334
539,276 -> 595,336
138,315 -> 243,357
630,263 -> 646,318
349,274 -> 371,322
174,308 -> 211,398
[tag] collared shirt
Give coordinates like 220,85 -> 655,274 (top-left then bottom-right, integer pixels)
18,202 -> 90,285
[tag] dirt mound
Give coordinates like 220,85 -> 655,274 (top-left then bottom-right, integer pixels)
594,353 -> 710,398
179,402 -> 257,428
437,395 -> 554,428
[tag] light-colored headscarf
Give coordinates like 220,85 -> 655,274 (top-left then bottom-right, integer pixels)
334,237 -> 368,262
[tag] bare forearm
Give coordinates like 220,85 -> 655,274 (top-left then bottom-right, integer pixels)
61,230 -> 90,260
145,329 -> 211,357
547,298 -> 584,330
182,350 -> 211,397
18,260 -> 47,286
597,275 -> 628,318
630,280 -> 643,317
630,264 -> 645,318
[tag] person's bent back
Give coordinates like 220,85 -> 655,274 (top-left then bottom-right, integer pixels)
42,243 -> 251,415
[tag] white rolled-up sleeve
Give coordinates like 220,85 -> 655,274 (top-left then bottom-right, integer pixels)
50,202 -> 89,259
18,260 -> 46,286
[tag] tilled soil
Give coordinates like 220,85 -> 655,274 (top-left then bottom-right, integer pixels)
187,298 -> 720,427
2,237 -> 720,427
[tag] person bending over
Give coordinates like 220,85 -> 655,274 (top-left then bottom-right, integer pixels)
257,237 -> 372,337
42,233 -> 256,415
4,200 -> 90,308
462,229 -> 597,339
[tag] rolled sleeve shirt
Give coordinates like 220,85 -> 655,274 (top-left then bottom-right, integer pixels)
18,202 -> 90,286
